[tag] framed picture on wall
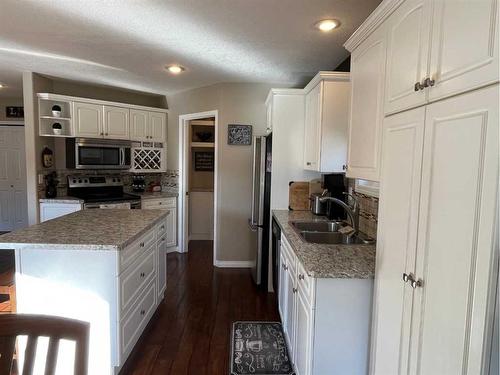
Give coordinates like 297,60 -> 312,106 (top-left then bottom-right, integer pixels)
194,151 -> 214,171
227,124 -> 252,145
6,106 -> 24,118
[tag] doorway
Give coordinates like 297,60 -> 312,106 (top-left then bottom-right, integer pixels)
0,125 -> 28,232
178,110 -> 218,265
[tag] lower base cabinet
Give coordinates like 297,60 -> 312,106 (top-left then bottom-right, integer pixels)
279,234 -> 373,375
142,196 -> 177,249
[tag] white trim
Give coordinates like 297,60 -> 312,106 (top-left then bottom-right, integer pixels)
178,110 -> 219,266
265,88 -> 304,105
303,71 -> 350,93
214,260 -> 255,268
37,92 -> 168,113
166,246 -> 179,254
344,0 -> 404,52
0,121 -> 24,126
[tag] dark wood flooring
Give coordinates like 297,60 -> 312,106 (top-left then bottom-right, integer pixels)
121,240 -> 279,375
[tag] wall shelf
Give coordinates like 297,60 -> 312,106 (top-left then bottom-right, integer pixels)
191,142 -> 215,148
40,116 -> 71,121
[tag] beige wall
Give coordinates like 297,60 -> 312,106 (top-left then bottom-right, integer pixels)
0,98 -> 24,121
167,82 -> 289,263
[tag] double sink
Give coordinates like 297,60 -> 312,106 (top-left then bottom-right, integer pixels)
291,220 -> 375,245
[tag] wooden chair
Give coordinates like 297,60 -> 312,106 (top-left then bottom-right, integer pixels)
0,314 -> 89,375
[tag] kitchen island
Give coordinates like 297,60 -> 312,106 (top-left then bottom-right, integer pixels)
0,209 -> 170,375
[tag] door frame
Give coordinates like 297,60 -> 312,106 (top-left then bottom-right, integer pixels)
178,110 -> 219,265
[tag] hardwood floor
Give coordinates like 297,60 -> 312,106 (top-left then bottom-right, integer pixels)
121,240 -> 279,375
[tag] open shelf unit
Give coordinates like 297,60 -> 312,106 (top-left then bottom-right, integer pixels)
38,94 -> 73,137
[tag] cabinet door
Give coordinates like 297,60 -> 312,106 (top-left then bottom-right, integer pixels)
295,287 -> 313,375
74,102 -> 103,138
130,110 -> 149,141
303,83 -> 321,171
384,0 -> 432,114
346,24 -> 387,181
278,251 -> 287,324
285,263 -> 296,362
166,207 -> 177,248
409,85 -> 498,375
370,107 -> 425,375
157,238 -> 167,301
149,112 -> 166,142
104,106 -> 129,140
428,0 -> 499,101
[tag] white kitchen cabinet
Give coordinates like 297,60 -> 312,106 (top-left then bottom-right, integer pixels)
157,232 -> 167,301
345,24 -> 387,181
129,110 -> 166,142
371,85 -> 499,375
279,233 -> 373,375
104,106 -> 130,140
303,72 -> 350,173
383,0 -> 431,114
149,112 -> 166,142
130,110 -> 149,141
74,101 -> 103,138
141,197 -> 177,249
39,202 -> 82,222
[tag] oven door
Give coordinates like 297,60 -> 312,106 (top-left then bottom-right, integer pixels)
74,138 -> 131,169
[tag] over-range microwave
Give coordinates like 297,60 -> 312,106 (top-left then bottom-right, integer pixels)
66,138 -> 131,170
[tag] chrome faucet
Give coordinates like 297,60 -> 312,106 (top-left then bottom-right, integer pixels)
319,193 -> 359,234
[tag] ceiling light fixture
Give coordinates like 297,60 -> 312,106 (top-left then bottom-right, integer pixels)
0,83 -> 4,89
315,19 -> 340,32
166,64 -> 185,74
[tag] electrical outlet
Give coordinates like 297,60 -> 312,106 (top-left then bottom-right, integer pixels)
38,174 -> 45,184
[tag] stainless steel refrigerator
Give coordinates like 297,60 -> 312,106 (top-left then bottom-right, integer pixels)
248,134 -> 272,287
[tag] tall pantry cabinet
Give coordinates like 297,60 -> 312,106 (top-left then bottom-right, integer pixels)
344,0 -> 499,374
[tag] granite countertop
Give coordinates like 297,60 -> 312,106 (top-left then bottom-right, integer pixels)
39,196 -> 84,204
273,210 -> 376,279
0,209 -> 169,251
135,191 -> 178,199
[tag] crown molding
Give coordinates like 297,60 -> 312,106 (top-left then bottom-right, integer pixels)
265,88 -> 304,105
344,0 -> 404,52
303,71 -> 350,93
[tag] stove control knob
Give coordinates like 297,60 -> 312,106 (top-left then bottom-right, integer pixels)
84,179 -> 89,183
78,179 -> 82,183
72,179 -> 76,183
112,178 -> 116,182
117,178 -> 121,182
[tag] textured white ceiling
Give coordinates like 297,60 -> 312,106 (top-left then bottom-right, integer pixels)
0,0 -> 380,98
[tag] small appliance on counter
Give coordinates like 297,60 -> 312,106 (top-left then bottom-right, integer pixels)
44,171 -> 58,198
322,173 -> 347,220
131,175 -> 146,192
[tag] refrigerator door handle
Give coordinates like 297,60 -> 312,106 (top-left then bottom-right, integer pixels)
250,137 -> 261,227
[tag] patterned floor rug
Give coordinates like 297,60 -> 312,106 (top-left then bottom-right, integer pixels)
230,321 -> 294,375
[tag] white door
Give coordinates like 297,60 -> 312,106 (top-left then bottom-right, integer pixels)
285,262 -> 296,361
149,112 -> 166,142
166,207 -> 177,248
347,23 -> 387,181
74,102 -> 103,138
428,0 -> 499,101
294,288 -> 313,375
303,83 -> 321,171
130,110 -> 149,142
0,126 -> 27,231
103,106 -> 129,140
384,0 -> 432,114
409,85 -> 499,375
370,107 -> 425,375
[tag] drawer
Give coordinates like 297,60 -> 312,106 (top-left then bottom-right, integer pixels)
142,197 -> 176,209
296,258 -> 315,306
156,219 -> 168,240
120,228 -> 156,270
120,247 -> 156,313
120,279 -> 156,361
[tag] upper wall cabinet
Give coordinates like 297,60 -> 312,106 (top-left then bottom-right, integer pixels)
130,110 -> 166,143
74,102 -> 103,138
384,0 -> 499,115
303,72 -> 350,173
104,106 -> 129,140
346,24 -> 387,181
149,112 -> 166,143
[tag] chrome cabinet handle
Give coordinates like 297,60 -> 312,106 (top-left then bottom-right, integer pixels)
284,265 -> 288,271
140,309 -> 145,316
298,274 -> 305,280
411,278 -> 423,289
140,272 -> 145,278
160,225 -> 165,229
140,242 -> 145,248
100,132 -> 104,136
403,273 -> 409,282
422,77 -> 435,88
306,162 -> 311,166
342,165 -> 347,171
414,82 -> 423,91
292,288 -> 297,294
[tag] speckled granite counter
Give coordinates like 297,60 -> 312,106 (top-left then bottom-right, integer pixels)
135,191 -> 178,199
39,196 -> 84,204
0,209 -> 168,251
273,210 -> 375,279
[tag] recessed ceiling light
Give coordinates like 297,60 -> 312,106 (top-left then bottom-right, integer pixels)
315,19 -> 340,32
166,65 -> 185,74
0,83 -> 5,89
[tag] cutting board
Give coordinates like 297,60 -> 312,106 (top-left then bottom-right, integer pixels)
288,181 -> 310,211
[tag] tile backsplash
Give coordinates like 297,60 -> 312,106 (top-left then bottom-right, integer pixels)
37,169 -> 179,198
353,191 -> 379,239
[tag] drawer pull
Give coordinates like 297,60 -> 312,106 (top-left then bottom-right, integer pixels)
298,274 -> 305,280
140,272 -> 145,278
140,309 -> 145,316
140,242 -> 145,248
160,225 -> 165,230
292,288 -> 297,294
283,265 -> 288,271
159,202 -> 162,205
161,237 -> 166,242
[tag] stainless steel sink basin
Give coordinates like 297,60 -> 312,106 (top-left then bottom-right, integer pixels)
299,231 -> 375,245
290,220 -> 375,245
291,220 -> 346,232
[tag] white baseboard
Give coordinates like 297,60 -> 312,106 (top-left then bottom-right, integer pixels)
166,246 -> 180,253
214,260 -> 255,268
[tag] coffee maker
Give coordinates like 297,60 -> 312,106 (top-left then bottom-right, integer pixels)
322,173 -> 347,220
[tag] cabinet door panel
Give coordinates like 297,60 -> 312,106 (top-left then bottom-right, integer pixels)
347,25 -> 387,181
303,83 -> 321,170
74,102 -> 103,138
410,86 -> 498,375
104,106 -> 129,139
371,107 -> 425,375
130,110 -> 149,141
278,252 -> 287,324
295,287 -> 313,375
285,264 -> 296,362
166,207 -> 177,248
384,0 -> 431,114
428,0 -> 499,101
149,112 -> 166,142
